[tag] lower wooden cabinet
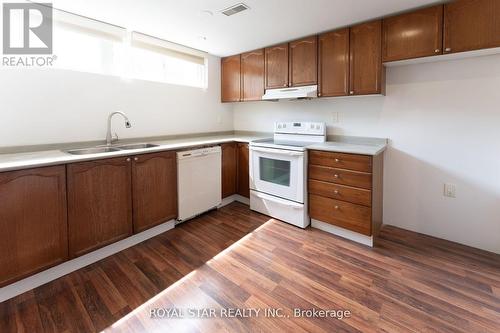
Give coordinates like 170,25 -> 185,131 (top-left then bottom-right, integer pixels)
67,157 -> 133,258
132,151 -> 177,233
236,143 -> 250,198
221,142 -> 250,199
0,166 -> 68,286
222,142 -> 238,198
308,150 -> 383,237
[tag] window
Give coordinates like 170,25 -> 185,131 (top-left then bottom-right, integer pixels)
51,9 -> 207,88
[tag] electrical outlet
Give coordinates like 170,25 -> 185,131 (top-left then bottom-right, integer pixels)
444,183 -> 456,198
332,112 -> 340,123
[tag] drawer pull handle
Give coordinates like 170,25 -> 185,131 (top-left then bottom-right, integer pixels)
334,174 -> 339,179
334,205 -> 339,210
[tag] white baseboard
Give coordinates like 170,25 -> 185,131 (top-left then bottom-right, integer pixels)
311,219 -> 373,247
219,194 -> 250,208
0,220 -> 175,303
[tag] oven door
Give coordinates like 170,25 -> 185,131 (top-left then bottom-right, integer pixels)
249,146 -> 304,203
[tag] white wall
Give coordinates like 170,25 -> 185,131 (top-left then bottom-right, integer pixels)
0,54 -> 233,147
233,54 -> 500,254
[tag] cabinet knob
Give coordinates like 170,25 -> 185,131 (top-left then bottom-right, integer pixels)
334,174 -> 339,179
335,158 -> 340,163
283,84 -> 287,87
334,205 -> 339,210
134,157 -> 139,161
434,49 -> 440,53
318,92 -> 322,97
126,158 -> 131,162
349,91 -> 354,95
445,48 -> 451,52
334,190 -> 339,195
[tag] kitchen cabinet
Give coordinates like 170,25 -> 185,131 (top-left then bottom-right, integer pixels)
350,20 -> 385,95
318,28 -> 350,97
222,142 -> 249,198
444,0 -> 500,54
67,157 -> 133,258
0,166 -> 68,286
236,143 -> 250,198
221,142 -> 238,198
308,150 -> 383,237
265,43 -> 289,89
221,55 -> 241,102
132,151 -> 177,233
289,36 -> 318,87
383,5 -> 444,62
241,49 -> 265,101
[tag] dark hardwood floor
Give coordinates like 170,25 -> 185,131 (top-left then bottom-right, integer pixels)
1,202 -> 499,332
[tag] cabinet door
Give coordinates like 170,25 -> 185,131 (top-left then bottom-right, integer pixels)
383,5 -> 443,62
444,0 -> 500,54
289,36 -> 318,87
265,43 -> 289,89
241,49 -> 265,101
236,143 -> 250,198
67,157 -> 132,258
318,29 -> 349,97
132,151 -> 177,233
350,20 -> 385,95
0,166 -> 67,286
221,142 -> 237,198
221,55 -> 241,102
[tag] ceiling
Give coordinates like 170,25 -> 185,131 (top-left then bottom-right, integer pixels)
53,0 -> 443,57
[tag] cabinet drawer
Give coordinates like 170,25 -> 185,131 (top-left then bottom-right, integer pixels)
309,165 -> 372,189
309,194 -> 372,235
308,179 -> 371,206
309,150 -> 372,172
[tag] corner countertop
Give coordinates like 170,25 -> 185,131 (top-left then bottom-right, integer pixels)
0,134 -> 266,173
0,133 -> 388,173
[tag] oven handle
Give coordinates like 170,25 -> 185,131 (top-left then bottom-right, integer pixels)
250,146 -> 304,157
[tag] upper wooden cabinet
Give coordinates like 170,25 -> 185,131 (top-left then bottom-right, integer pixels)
132,151 -> 177,233
444,0 -> 500,54
221,142 -> 237,198
289,36 -> 318,86
241,49 -> 265,101
349,20 -> 385,95
221,55 -> 241,102
383,5 -> 444,62
265,43 -> 289,89
67,157 -> 133,258
318,28 -> 350,97
0,166 -> 68,287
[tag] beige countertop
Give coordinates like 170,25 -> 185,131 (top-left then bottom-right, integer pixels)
0,133 -> 388,173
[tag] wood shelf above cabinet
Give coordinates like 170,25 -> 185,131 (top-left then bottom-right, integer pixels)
383,5 -> 444,62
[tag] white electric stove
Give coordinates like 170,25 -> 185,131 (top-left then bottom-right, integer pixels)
249,121 -> 326,228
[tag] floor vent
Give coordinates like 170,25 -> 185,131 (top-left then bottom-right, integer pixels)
221,3 -> 249,16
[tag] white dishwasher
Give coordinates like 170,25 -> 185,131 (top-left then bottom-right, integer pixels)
177,146 -> 222,222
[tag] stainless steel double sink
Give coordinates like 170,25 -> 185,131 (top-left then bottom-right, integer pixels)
64,143 -> 159,155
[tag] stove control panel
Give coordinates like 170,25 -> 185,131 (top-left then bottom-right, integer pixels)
274,122 -> 325,136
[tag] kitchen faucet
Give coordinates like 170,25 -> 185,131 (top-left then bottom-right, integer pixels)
106,111 -> 132,146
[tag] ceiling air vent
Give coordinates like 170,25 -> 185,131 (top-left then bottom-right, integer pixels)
221,3 -> 249,16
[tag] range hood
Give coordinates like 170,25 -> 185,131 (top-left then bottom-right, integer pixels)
262,85 -> 318,100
